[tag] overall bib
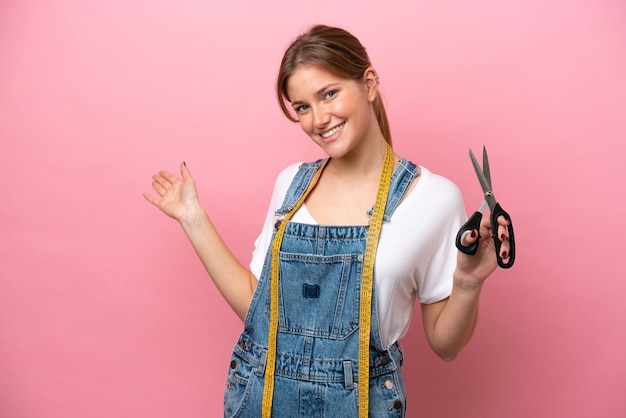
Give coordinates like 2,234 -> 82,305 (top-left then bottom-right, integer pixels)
224,157 -> 419,418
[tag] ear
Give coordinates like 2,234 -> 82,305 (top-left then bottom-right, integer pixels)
363,67 -> 380,102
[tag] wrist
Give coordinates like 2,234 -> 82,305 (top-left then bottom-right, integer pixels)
452,271 -> 485,293
178,203 -> 208,229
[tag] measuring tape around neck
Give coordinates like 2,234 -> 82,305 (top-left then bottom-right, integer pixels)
262,146 -> 395,417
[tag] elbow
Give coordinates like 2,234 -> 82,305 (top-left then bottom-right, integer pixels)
431,345 -> 462,362
438,352 -> 458,362
427,331 -> 472,362
435,350 -> 459,362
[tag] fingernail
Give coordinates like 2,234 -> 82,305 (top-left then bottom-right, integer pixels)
500,233 -> 506,241
471,230 -> 477,238
183,161 -> 187,167
501,251 -> 508,259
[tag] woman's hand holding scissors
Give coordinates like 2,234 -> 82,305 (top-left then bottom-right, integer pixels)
455,214 -> 512,287
454,146 -> 515,286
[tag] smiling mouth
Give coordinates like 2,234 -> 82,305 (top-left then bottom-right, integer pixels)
320,122 -> 345,138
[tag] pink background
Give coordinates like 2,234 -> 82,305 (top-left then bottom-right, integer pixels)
1,1 -> 625,417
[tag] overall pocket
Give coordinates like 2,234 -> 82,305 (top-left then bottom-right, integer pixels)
223,351 -> 258,418
274,252 -> 363,340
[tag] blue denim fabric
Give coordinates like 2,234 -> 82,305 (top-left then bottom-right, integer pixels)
224,159 -> 418,418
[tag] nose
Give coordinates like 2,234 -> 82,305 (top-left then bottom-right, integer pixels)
312,105 -> 331,128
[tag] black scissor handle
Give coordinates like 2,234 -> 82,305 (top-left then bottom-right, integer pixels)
491,203 -> 515,269
455,211 -> 483,255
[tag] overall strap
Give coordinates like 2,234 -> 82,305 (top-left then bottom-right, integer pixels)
367,159 -> 419,222
275,159 -> 325,217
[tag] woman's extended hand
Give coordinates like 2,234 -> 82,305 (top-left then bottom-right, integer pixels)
455,215 -> 511,287
143,162 -> 200,223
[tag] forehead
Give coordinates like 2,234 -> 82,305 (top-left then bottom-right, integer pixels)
286,65 -> 351,100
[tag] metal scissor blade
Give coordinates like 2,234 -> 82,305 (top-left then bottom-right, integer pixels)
477,199 -> 488,214
482,145 -> 492,188
469,148 -> 494,200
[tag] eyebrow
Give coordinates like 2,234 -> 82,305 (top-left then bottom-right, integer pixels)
291,83 -> 341,106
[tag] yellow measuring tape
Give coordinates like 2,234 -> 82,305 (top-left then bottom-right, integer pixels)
357,145 -> 394,417
262,145 -> 395,417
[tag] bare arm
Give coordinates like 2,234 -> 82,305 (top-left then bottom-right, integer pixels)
421,215 -> 511,361
144,163 -> 256,321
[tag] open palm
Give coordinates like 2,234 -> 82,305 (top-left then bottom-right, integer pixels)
143,163 -> 200,222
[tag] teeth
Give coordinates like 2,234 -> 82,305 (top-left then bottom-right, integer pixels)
321,123 -> 344,138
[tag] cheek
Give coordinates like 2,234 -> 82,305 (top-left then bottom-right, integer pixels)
335,91 -> 367,118
297,115 -> 313,134
331,97 -> 352,116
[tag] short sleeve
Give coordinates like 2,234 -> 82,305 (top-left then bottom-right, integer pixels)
249,163 -> 302,280
415,171 -> 467,303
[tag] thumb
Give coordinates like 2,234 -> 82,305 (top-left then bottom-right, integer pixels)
180,161 -> 192,179
460,228 -> 479,247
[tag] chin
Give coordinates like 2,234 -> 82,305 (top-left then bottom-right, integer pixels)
315,137 -> 353,158
320,144 -> 350,160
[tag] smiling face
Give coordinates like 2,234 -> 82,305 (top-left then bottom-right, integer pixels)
285,65 -> 382,159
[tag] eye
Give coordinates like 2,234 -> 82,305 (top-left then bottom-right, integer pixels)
294,104 -> 309,114
323,90 -> 338,100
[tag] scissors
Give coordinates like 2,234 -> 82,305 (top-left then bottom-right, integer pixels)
455,146 -> 515,268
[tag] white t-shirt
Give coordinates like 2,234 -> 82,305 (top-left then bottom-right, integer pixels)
250,162 -> 467,348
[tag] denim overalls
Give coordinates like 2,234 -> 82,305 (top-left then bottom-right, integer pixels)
224,158 -> 419,417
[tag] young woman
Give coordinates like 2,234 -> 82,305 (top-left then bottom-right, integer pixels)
144,24 -> 511,418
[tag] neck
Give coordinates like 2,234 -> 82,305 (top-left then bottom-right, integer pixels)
327,137 -> 391,181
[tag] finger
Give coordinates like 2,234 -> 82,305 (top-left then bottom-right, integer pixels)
143,192 -> 160,206
180,161 -> 192,180
497,223 -> 508,242
152,173 -> 173,190
495,215 -> 511,256
151,180 -> 167,196
159,170 -> 181,184
460,228 -> 479,246
496,214 -> 510,225
499,239 -> 511,260
479,215 -> 492,233
497,221 -> 511,259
